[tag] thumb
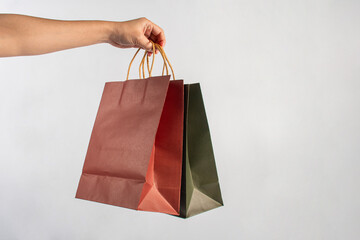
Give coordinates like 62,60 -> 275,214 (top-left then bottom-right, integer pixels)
137,36 -> 153,52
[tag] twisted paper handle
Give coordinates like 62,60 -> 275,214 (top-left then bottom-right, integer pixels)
126,41 -> 175,80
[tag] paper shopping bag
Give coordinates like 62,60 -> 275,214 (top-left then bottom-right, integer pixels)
179,83 -> 223,218
76,45 -> 184,215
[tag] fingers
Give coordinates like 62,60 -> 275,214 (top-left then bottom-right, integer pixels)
143,24 -> 157,55
134,18 -> 166,55
136,36 -> 153,52
150,22 -> 166,47
147,22 -> 165,55
144,24 -> 152,39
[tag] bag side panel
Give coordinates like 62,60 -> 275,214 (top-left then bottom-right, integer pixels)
138,80 -> 184,215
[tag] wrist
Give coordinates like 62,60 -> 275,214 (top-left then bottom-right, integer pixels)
98,21 -> 117,44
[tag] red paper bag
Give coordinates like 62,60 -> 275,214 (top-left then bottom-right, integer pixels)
76,48 -> 184,215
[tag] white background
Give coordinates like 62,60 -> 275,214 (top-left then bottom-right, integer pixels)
1,0 -> 360,239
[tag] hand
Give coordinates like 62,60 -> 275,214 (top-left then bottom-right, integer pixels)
108,17 -> 165,55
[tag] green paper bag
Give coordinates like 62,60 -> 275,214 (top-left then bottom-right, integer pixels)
179,83 -> 223,218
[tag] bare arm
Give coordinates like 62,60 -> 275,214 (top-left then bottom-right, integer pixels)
0,14 -> 165,57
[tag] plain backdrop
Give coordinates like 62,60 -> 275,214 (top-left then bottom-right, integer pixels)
1,0 -> 360,239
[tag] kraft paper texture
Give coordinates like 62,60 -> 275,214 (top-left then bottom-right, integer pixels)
180,83 -> 223,218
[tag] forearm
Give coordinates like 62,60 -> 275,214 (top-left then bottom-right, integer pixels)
0,14 -> 114,57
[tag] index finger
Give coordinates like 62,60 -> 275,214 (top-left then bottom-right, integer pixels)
150,22 -> 166,47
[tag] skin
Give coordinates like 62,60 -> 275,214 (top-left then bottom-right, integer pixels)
0,14 -> 165,57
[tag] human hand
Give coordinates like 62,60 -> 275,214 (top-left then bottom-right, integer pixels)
0,15 -> 165,57
107,17 -> 165,55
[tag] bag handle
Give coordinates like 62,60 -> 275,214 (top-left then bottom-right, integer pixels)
138,42 -> 173,79
139,43 -> 170,79
144,44 -> 169,77
126,41 -> 175,80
